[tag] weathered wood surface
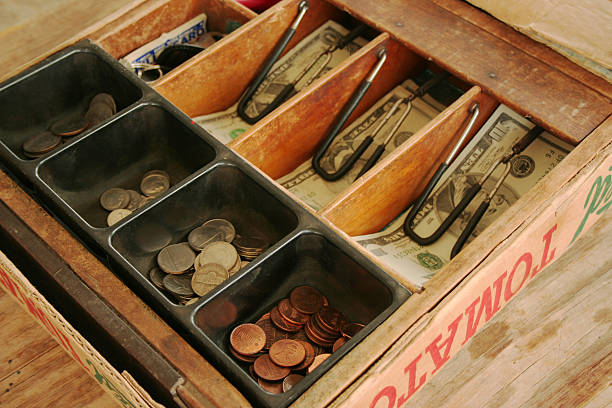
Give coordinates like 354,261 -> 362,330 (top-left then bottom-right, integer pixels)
406,207 -> 612,407
321,86 -> 498,235
328,0 -> 612,144
231,35 -> 423,179
0,0 -> 147,83
0,290 -> 116,408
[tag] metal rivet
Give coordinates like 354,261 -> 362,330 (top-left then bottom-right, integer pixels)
488,72 -> 497,79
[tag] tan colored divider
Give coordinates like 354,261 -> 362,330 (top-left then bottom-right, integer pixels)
321,86 -> 498,235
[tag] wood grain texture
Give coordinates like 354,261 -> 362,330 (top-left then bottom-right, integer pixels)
321,86 -> 498,235
328,0 -> 612,144
405,209 -> 612,408
231,35 -> 424,179
154,0 -> 344,117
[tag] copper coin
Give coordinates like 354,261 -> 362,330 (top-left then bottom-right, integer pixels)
269,339 -> 305,367
229,345 -> 258,363
332,337 -> 347,352
313,313 -> 341,338
249,365 -> 258,379
304,319 -> 335,347
289,286 -> 324,315
50,115 -> 88,137
292,340 -> 315,371
256,314 -> 287,349
258,378 -> 283,394
253,355 -> 290,381
230,323 -> 266,355
157,243 -> 195,274
288,329 -> 310,343
90,93 -> 116,113
22,131 -> 61,156
107,208 -> 132,226
270,307 -> 302,333
317,306 -> 345,334
200,298 -> 237,329
85,102 -> 114,127
307,353 -> 330,374
341,322 -> 365,339
282,374 -> 304,392
100,188 -> 130,211
278,298 -> 309,325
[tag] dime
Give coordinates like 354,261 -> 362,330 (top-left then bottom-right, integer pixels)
278,298 -> 309,325
201,218 -> 236,242
191,263 -> 228,296
107,208 -> 132,226
100,188 -> 130,211
292,340 -> 315,371
149,267 -> 167,290
229,345 -> 258,363
140,170 -> 170,197
289,286 -> 324,315
270,307 -> 302,333
269,339 -> 305,367
22,131 -> 61,157
258,378 -> 283,394
50,115 -> 88,137
332,337 -> 347,352
125,190 -> 144,211
307,353 -> 330,374
157,243 -> 195,274
282,374 -> 304,392
341,322 -> 364,339
162,273 -> 194,297
196,241 -> 238,271
230,323 -> 266,355
253,355 -> 290,381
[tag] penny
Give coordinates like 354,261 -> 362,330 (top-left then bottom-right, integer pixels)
249,365 -> 257,379
332,337 -> 347,352
157,243 -> 195,274
22,131 -> 61,156
125,190 -> 144,211
253,355 -> 290,381
270,307 -> 302,333
341,322 -> 365,339
107,208 -> 132,226
191,263 -> 228,296
269,339 -> 305,367
50,115 -> 88,137
162,273 -> 194,297
256,314 -> 287,349
288,329 -> 310,344
278,298 -> 309,325
304,319 -> 335,347
140,170 -> 170,197
317,306 -> 345,334
149,267 -> 167,290
258,378 -> 283,394
100,188 -> 130,211
282,374 -> 304,392
289,286 -> 324,315
307,353 -> 330,374
201,218 -> 236,242
229,345 -> 258,363
85,102 -> 114,127
196,241 -> 238,271
292,340 -> 315,371
313,313 -> 340,338
230,323 -> 266,356
89,93 -> 116,113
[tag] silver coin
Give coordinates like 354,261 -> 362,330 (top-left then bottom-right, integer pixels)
187,225 -> 225,251
149,267 -> 167,290
195,241 -> 238,271
163,273 -> 195,297
140,170 -> 170,197
157,242 -> 195,274
107,208 -> 132,226
100,188 -> 130,211
125,189 -> 145,211
192,263 -> 229,296
200,219 -> 236,243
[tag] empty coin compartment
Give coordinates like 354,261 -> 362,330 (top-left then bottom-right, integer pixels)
109,163 -> 299,305
192,230 -> 401,408
36,104 -> 216,229
0,48 -> 142,161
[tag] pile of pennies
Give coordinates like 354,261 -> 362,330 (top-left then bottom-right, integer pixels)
99,169 -> 171,226
228,286 -> 364,394
22,93 -> 116,159
149,218 -> 269,304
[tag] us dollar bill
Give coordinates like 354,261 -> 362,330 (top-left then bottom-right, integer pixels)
276,80 -> 443,210
193,20 -> 367,144
354,104 -> 574,288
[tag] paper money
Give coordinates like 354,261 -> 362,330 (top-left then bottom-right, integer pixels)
122,14 -> 207,65
276,80 -> 443,210
354,104 -> 573,288
193,20 -> 367,143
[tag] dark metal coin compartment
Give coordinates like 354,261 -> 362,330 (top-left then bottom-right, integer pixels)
37,104 -> 216,229
0,49 -> 142,161
0,40 -> 410,408
194,231 -> 394,408
110,164 -> 299,305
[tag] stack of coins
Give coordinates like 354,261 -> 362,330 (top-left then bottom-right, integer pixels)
228,285 -> 363,393
99,169 -> 170,226
233,235 -> 268,261
22,93 -> 116,159
149,218 -> 269,305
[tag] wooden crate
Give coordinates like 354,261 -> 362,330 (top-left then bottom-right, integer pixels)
0,0 -> 610,407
